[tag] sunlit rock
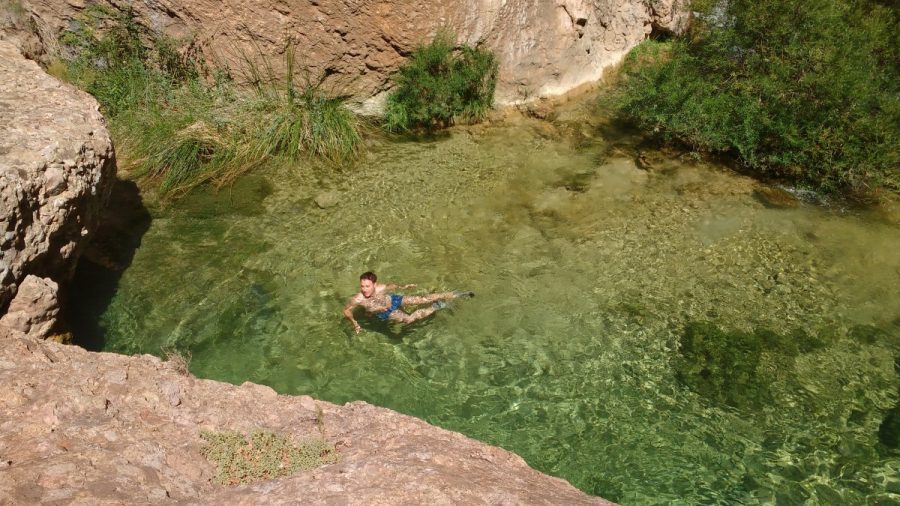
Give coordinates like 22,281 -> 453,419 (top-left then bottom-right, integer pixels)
0,40 -> 115,326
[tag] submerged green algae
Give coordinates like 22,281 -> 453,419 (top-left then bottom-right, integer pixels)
673,321 -> 848,410
74,103 -> 900,503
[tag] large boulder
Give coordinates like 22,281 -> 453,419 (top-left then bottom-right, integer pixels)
17,0 -> 688,111
0,274 -> 59,339
0,40 -> 115,321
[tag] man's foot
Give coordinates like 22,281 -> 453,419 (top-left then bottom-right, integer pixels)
432,300 -> 449,310
452,290 -> 475,299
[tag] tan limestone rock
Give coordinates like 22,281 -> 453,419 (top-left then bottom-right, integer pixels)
0,40 -> 115,320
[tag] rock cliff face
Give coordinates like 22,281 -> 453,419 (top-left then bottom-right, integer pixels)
0,40 -> 115,339
0,335 -> 613,504
18,0 -> 686,111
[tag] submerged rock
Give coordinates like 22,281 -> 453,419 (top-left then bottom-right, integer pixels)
874,199 -> 900,227
519,99 -> 559,121
753,186 -> 800,209
880,395 -> 900,451
314,191 -> 341,209
674,322 -> 828,410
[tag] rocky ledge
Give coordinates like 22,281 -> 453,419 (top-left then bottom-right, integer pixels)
0,335 -> 612,504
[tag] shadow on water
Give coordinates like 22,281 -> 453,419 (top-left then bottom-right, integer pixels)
66,178 -> 151,350
354,315 -> 414,341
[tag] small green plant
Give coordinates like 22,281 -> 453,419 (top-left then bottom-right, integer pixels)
384,30 -> 498,131
200,430 -> 339,485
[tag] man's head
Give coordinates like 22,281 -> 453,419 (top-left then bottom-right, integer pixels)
359,271 -> 377,297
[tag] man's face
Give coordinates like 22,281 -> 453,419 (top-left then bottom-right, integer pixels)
360,279 -> 376,298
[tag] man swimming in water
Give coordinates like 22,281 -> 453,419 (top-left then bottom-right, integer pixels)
343,271 -> 474,334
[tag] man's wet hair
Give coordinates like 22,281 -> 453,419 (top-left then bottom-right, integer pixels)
360,271 -> 377,282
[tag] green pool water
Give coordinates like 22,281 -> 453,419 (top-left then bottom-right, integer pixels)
77,103 -> 899,504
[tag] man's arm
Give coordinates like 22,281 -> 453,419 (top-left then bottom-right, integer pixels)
343,298 -> 362,334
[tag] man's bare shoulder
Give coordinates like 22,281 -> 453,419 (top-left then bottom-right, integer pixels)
347,293 -> 364,305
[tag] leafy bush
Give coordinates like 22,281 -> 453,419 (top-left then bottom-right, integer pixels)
56,9 -> 362,196
384,31 -> 498,131
200,430 -> 339,485
614,0 -> 899,195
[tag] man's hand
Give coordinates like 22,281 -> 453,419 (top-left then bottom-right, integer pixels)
402,283 -> 417,289
344,300 -> 362,335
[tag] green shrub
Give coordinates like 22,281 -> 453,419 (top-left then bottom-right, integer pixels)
614,0 -> 899,195
56,10 -> 362,197
200,430 -> 339,485
384,31 -> 498,131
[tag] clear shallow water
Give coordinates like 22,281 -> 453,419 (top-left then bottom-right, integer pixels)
83,103 -> 899,504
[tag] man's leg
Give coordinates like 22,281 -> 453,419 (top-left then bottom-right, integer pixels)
390,291 -> 475,325
388,308 -> 436,324
401,292 -> 455,306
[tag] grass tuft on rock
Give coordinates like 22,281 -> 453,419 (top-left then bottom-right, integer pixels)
161,345 -> 192,376
54,7 -> 362,197
200,430 -> 339,486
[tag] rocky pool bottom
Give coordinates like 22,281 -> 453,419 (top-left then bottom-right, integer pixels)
70,105 -> 900,504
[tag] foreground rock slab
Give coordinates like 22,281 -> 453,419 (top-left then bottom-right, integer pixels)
0,336 -> 614,505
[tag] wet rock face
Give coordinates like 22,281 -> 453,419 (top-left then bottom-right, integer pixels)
0,40 -> 115,318
19,0 -> 686,110
0,335 -> 614,504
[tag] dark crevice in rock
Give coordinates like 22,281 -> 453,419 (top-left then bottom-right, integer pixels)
65,178 -> 151,351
